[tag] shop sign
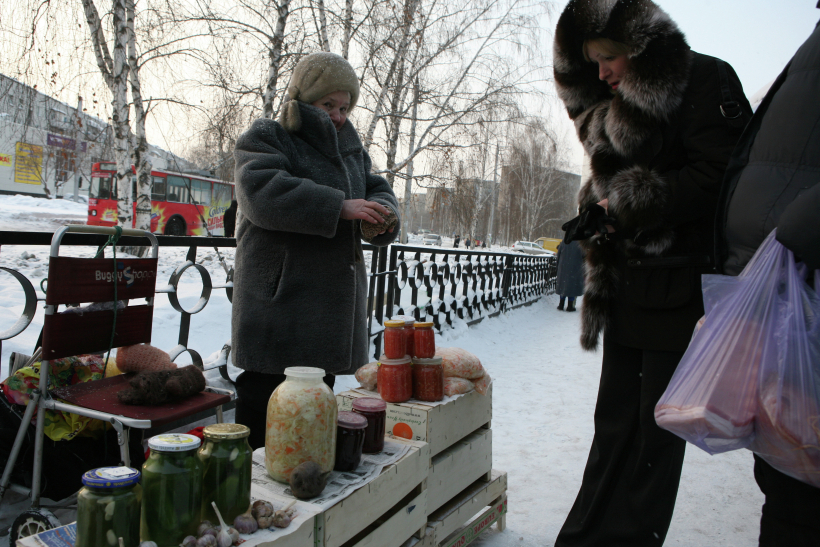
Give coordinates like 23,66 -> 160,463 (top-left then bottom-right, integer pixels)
47,133 -> 87,152
14,142 -> 42,185
0,153 -> 11,167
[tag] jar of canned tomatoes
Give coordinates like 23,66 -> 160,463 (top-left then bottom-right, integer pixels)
412,357 -> 444,402
413,322 -> 436,358
352,398 -> 387,453
399,316 -> 416,357
383,319 -> 407,359
377,354 -> 412,403
76,467 -> 141,547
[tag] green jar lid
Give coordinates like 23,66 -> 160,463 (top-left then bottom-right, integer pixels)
148,433 -> 201,452
82,467 -> 141,489
203,423 -> 250,440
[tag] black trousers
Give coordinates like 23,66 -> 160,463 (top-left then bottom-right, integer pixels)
234,371 -> 336,450
755,454 -> 820,546
555,338 -> 687,547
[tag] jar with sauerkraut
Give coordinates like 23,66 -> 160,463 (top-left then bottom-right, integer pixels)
265,367 -> 338,483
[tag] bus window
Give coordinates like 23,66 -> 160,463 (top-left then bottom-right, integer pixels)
191,179 -> 211,205
167,175 -> 190,203
212,182 -> 232,209
90,175 -> 115,199
152,176 -> 167,201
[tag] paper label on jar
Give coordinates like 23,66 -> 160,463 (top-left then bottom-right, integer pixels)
100,466 -> 137,478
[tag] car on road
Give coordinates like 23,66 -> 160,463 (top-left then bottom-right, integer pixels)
422,233 -> 443,246
512,241 -> 554,255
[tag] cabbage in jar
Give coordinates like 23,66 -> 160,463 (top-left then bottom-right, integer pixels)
140,434 -> 203,546
265,367 -> 338,483
199,423 -> 252,524
76,467 -> 141,547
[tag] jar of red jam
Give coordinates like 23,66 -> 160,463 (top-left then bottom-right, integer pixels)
335,411 -> 368,471
383,319 -> 407,359
352,398 -> 387,453
377,354 -> 412,403
413,322 -> 436,359
402,317 -> 416,357
412,357 -> 444,402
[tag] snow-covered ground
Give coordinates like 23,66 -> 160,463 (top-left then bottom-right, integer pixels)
0,194 -> 763,545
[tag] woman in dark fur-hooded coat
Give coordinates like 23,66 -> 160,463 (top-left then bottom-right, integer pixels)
552,2 -> 751,546
232,52 -> 400,449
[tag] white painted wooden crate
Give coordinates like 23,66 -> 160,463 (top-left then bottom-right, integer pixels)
427,428 -> 492,515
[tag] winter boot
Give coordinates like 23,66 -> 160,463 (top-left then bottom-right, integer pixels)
557,297 -> 565,311
566,300 -> 576,312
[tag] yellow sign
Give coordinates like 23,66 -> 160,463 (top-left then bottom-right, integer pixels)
15,142 -> 43,185
0,153 -> 11,167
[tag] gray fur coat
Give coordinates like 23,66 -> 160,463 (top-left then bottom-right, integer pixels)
232,102 -> 400,375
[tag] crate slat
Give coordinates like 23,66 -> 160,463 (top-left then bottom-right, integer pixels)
428,428 -> 492,514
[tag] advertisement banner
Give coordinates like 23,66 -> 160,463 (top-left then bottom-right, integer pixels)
14,142 -> 42,185
47,133 -> 87,152
0,153 -> 11,167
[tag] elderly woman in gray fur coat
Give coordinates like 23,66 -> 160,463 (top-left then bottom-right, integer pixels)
232,52 -> 400,449
553,1 -> 751,545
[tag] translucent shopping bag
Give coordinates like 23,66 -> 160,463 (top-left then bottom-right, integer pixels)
654,230 -> 785,454
749,263 -> 820,486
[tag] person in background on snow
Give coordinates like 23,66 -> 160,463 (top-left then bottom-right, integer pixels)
554,239 -> 583,312
232,52 -> 400,449
553,1 -> 751,545
715,8 -> 820,545
454,234 -> 460,248
223,199 -> 237,237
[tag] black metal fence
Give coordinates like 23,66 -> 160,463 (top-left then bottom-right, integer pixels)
0,232 -> 557,380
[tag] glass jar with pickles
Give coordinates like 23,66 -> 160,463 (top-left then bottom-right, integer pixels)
198,423 -> 252,524
140,434 -> 204,546
76,467 -> 141,547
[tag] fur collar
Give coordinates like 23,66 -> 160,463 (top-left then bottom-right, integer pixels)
554,0 -> 692,158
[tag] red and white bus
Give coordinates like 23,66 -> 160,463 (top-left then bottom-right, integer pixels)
87,162 -> 235,236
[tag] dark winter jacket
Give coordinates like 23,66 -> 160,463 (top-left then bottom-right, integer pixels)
554,0 -> 752,351
717,19 -> 820,274
556,240 -> 585,298
223,200 -> 237,238
232,102 -> 400,375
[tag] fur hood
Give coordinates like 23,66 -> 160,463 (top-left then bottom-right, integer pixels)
554,0 -> 695,350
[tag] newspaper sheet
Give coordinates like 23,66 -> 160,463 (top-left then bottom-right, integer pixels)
243,439 -> 412,544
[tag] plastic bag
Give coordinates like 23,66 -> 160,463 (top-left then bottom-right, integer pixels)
655,230 -> 787,454
437,347 -> 485,379
748,264 -> 820,486
355,361 -> 379,391
444,377 -> 474,397
474,372 -> 492,396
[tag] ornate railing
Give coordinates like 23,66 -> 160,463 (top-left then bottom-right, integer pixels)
0,232 -> 556,379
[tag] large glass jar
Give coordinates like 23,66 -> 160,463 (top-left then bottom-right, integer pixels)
377,355 -> 412,403
414,322 -> 436,358
412,357 -> 444,402
140,434 -> 204,546
199,423 -> 252,524
76,467 -> 141,547
334,411 -> 367,472
266,367 -> 338,484
383,319 -> 407,359
352,398 -> 387,453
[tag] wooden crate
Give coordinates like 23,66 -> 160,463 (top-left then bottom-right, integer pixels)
427,428 -> 492,515
407,470 -> 507,547
337,387 -> 492,458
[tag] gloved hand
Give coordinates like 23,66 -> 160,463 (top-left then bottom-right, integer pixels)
561,204 -> 617,243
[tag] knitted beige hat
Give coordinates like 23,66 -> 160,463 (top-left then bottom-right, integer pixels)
279,52 -> 360,132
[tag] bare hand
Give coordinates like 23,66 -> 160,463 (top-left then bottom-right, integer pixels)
341,199 -> 391,225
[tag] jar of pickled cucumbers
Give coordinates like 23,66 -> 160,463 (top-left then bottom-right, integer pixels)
140,434 -> 204,546
266,367 -> 338,483
76,467 -> 141,547
198,423 -> 252,524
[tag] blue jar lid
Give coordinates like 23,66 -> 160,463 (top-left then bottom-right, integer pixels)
82,467 -> 141,489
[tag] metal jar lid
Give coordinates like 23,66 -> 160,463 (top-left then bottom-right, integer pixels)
352,397 -> 387,413
391,315 -> 416,326
82,467 -> 141,489
413,322 -> 434,328
337,411 -> 368,430
148,433 -> 202,452
383,319 -> 405,328
203,423 -> 250,440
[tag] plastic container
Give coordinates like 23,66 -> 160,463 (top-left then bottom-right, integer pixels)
414,322 -> 436,358
352,398 -> 387,453
383,319 -> 407,359
76,467 -> 141,547
266,366 -> 338,483
140,434 -> 204,546
412,357 -> 444,402
377,354 -> 413,403
335,411 -> 368,471
199,423 -> 252,524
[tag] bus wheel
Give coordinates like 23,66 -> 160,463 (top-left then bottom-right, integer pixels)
165,218 -> 186,236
